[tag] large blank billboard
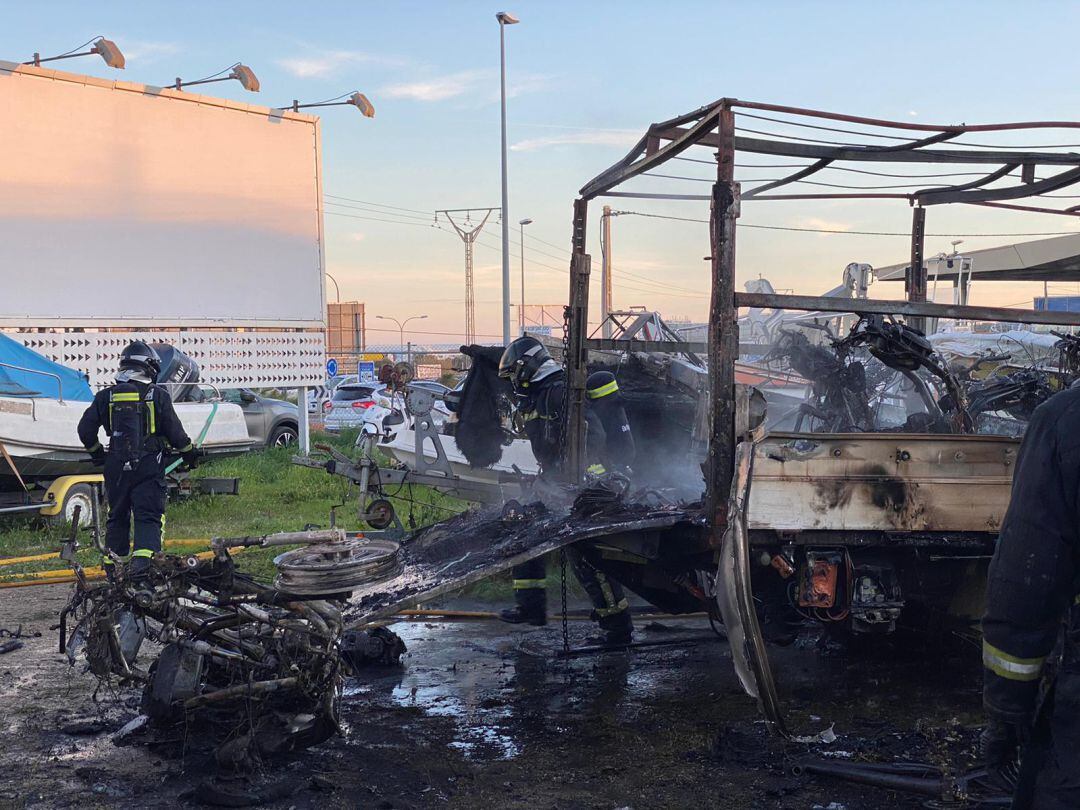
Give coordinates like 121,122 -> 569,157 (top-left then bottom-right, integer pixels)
0,62 -> 325,328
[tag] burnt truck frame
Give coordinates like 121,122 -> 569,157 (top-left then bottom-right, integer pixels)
562,98 -> 1080,733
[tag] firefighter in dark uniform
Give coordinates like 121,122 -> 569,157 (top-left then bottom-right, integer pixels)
77,341 -> 198,576
583,370 -> 635,476
495,336 -> 635,644
982,384 -> 1080,808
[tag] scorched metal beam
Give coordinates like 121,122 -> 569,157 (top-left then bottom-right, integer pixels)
734,292 -> 1080,327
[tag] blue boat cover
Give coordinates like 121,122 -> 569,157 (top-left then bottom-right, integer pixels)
0,334 -> 94,401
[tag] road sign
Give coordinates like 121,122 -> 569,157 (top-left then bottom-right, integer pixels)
358,360 -> 376,383
326,358 -> 338,377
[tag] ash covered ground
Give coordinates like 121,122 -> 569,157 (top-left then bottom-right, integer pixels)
0,584 -> 983,809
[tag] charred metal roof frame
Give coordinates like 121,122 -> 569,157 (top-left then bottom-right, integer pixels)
562,99 -> 1080,731
567,97 -> 1080,502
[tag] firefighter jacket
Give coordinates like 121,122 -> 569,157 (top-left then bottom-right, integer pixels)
518,370 -> 636,478
519,372 -> 567,473
585,371 -> 636,473
982,386 -> 1080,723
77,381 -> 193,463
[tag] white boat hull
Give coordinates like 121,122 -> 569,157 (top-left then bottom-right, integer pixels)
0,395 -> 253,485
384,427 -> 538,484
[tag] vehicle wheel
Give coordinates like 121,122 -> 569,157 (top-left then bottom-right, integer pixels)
49,483 -> 94,527
269,424 -> 298,448
365,499 -> 396,530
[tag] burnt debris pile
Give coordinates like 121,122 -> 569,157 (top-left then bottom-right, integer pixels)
345,489 -> 698,625
765,314 -> 1080,436
60,533 -> 406,766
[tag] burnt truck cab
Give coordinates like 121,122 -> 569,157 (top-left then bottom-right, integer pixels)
743,430 -> 1014,635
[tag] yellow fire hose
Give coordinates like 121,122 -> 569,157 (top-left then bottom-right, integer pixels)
0,538 -> 213,568
0,544 -> 244,588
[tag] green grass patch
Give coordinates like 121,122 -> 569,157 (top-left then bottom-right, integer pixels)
0,428 -> 467,583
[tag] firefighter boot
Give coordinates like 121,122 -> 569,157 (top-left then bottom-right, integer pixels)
597,607 -> 634,646
499,587 -> 547,626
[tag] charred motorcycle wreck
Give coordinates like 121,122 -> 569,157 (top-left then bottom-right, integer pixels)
59,510 -> 406,768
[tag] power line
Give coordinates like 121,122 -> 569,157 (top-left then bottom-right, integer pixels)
735,125 -> 873,148
612,280 -> 704,299
676,156 -> 806,168
325,210 -> 440,228
675,154 -> 1010,180
324,194 -> 431,217
645,171 -> 1004,191
735,110 -> 1080,150
736,111 -> 909,141
525,232 -> 572,256
323,205 -> 572,277
364,324 -> 503,340
613,265 -> 707,296
612,210 -> 1080,237
324,199 -> 433,221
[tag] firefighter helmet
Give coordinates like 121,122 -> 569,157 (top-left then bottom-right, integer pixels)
498,336 -> 561,393
118,340 -> 162,381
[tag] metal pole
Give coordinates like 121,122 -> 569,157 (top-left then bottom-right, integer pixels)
499,21 -> 512,345
704,106 -> 740,542
520,221 -> 526,334
298,386 -> 310,455
407,341 -> 412,365
907,206 -> 928,333
602,205 -> 613,339
565,198 -> 591,482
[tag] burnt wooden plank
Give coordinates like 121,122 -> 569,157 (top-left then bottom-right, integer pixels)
705,106 -> 739,544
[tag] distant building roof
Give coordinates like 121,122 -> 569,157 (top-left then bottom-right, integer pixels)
875,233 -> 1080,282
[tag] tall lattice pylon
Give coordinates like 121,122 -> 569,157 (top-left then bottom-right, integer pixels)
437,208 -> 499,344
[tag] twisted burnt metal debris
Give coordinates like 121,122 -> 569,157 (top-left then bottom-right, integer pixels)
766,318 -> 1080,436
59,523 -> 406,763
564,99 -> 1080,750
343,487 -> 702,627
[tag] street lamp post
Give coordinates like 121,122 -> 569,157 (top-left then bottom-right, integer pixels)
375,314 -> 428,364
518,218 -> 532,333
172,63 -> 260,93
277,91 -> 375,117
25,36 -> 125,69
325,272 -> 341,303
496,11 -> 520,346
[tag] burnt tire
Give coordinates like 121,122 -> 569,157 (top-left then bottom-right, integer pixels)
142,642 -> 203,723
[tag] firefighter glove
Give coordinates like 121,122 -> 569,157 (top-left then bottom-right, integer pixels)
181,447 -> 201,469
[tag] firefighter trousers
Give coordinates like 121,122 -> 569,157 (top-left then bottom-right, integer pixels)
104,453 -> 167,559
510,546 -> 631,628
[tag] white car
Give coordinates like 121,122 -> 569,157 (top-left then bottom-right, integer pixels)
322,382 -> 379,431
362,381 -> 453,439
307,375 -> 359,415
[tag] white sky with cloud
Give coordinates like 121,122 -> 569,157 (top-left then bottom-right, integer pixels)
7,2 -> 1080,341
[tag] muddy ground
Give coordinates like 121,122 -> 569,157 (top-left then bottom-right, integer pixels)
0,583 -> 985,809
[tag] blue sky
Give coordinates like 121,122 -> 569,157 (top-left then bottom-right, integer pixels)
5,1 -> 1080,342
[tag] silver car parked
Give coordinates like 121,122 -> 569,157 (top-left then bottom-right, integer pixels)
322,383 -> 379,432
